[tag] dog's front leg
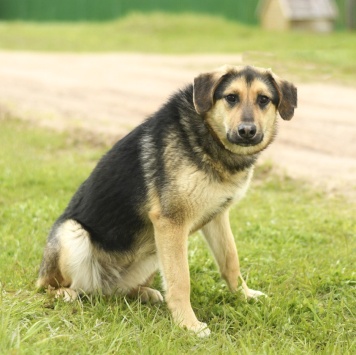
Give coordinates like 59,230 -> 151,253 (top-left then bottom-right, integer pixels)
149,211 -> 211,337
202,209 -> 266,299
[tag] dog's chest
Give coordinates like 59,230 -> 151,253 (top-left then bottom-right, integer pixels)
174,166 -> 254,226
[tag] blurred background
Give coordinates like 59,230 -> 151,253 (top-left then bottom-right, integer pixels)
0,0 -> 355,193
0,0 -> 354,30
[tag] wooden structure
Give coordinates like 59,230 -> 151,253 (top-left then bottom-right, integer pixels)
258,0 -> 338,32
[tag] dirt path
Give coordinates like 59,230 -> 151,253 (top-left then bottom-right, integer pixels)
1,51 -> 355,197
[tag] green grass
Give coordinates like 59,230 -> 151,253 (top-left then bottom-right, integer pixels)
0,119 -> 355,354
0,12 -> 356,83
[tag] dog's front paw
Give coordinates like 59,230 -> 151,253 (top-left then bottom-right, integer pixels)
243,287 -> 267,299
238,276 -> 267,299
187,321 -> 211,338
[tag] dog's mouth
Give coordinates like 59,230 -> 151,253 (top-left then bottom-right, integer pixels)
226,131 -> 264,147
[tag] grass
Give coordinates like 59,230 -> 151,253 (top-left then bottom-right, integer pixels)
0,118 -> 355,354
0,12 -> 355,84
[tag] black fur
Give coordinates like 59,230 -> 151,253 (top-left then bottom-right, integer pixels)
52,85 -> 257,252
37,66 -> 298,337
59,126 -> 148,251
214,67 -> 280,107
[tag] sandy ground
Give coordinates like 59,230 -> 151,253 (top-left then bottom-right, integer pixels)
0,51 -> 355,198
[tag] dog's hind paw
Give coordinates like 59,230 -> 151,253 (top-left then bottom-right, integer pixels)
54,288 -> 78,302
132,286 -> 164,304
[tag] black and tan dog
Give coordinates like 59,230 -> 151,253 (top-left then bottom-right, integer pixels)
37,65 -> 297,337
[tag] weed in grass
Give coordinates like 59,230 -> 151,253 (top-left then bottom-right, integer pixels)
0,119 -> 355,353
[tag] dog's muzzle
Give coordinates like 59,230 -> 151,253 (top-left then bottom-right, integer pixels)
227,123 -> 263,146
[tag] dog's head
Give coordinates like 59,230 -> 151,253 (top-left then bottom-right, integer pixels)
193,65 -> 297,155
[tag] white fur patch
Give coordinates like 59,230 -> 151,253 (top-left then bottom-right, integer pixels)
58,220 -> 103,293
57,219 -> 159,295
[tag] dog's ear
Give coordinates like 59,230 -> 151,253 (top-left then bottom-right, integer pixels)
193,68 -> 228,115
269,73 -> 297,120
277,80 -> 298,120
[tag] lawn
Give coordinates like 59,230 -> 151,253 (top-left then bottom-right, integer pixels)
0,119 -> 355,354
0,12 -> 355,353
0,12 -> 356,84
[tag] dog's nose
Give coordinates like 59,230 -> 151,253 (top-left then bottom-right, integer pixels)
237,123 -> 257,139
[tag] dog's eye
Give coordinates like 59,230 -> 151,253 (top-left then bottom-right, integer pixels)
258,95 -> 270,106
225,94 -> 238,104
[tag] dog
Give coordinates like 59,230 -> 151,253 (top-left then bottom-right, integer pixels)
37,65 -> 297,337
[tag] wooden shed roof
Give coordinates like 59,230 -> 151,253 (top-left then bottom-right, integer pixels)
258,0 -> 338,20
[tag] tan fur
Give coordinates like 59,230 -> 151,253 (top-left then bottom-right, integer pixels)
205,75 -> 279,155
145,153 -> 255,337
37,65 -> 297,337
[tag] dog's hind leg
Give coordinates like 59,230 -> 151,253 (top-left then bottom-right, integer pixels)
38,219 -> 104,300
202,209 -> 266,299
119,253 -> 163,303
37,231 -> 79,301
36,223 -> 69,291
134,272 -> 163,303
